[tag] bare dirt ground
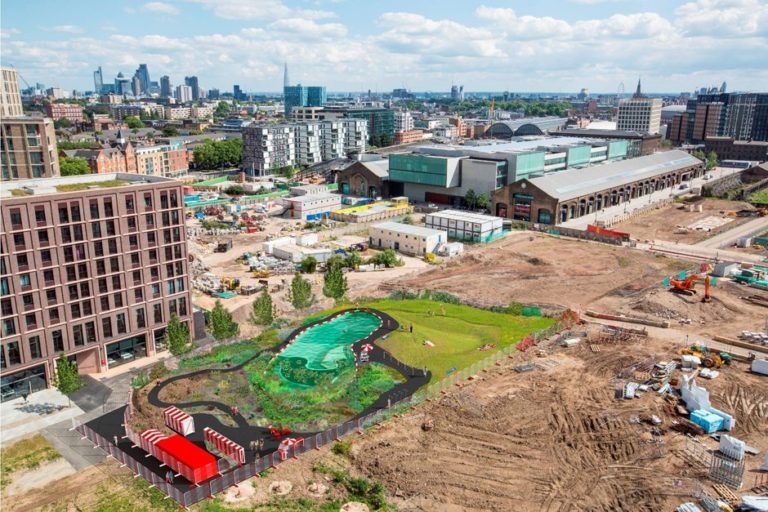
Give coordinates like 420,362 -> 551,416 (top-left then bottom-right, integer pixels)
394,232 -> 688,312
347,334 -> 768,512
613,199 -> 756,244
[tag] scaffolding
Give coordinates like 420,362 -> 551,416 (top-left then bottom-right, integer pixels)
709,451 -> 745,490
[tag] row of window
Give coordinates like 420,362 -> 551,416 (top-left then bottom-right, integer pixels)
0,297 -> 187,368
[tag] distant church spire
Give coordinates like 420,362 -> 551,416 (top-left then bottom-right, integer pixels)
283,62 -> 290,89
633,77 -> 643,98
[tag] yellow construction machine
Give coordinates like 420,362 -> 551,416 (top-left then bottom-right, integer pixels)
680,345 -> 731,368
220,277 -> 241,291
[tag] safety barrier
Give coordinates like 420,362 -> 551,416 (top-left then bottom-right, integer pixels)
79,319 -> 563,508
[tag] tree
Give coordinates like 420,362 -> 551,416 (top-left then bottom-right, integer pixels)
210,300 -> 239,339
465,189 -> 477,210
401,215 -> 413,225
162,126 -> 179,137
224,184 -> 245,195
325,254 -> 345,270
476,193 -> 490,211
379,133 -> 392,147
54,356 -> 84,406
249,288 -> 275,325
59,156 -> 91,176
165,314 -> 191,356
344,251 -> 362,269
124,116 -> 144,129
692,149 -> 706,161
289,273 -> 314,309
300,255 -> 317,273
368,248 -> 399,268
706,151 -> 718,170
323,263 -> 348,300
131,127 -> 140,135
54,118 -> 72,129
214,101 -> 230,118
280,165 -> 296,180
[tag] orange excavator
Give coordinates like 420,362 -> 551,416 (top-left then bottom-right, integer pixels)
669,274 -> 712,302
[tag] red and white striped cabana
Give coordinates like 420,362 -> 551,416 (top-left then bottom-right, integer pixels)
163,405 -> 195,436
203,427 -> 245,465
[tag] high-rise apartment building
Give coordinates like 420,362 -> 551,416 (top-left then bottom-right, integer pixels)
616,80 -> 662,135
395,111 -> 414,133
283,85 -> 326,115
160,76 -> 172,98
93,66 -> 104,94
669,92 -> 768,144
325,106 -> 395,142
184,76 -> 200,101
1,67 -> 24,118
242,125 -> 297,175
0,174 -> 193,402
1,117 -> 60,181
175,85 -> 192,103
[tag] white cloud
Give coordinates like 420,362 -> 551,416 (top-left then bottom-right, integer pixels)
0,28 -> 20,39
142,2 -> 180,15
185,0 -> 335,20
51,25 -> 84,34
674,0 -> 768,36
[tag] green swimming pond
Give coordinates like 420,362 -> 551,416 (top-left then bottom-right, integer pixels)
275,311 -> 382,386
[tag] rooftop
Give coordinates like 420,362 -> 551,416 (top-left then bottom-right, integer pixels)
370,221 -> 446,237
359,159 -> 389,178
426,209 -> 504,224
550,128 -> 660,139
1,173 -> 176,198
282,193 -> 340,203
412,136 -> 609,157
525,150 -> 701,201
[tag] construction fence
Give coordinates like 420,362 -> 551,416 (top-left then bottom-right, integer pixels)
511,220 -> 625,246
77,320 -> 563,508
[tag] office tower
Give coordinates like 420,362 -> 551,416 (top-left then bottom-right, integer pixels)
284,62 -> 290,89
233,85 -> 243,101
184,76 -> 200,101
131,75 -> 142,97
283,85 -> 326,116
0,67 -> 24,118
114,73 -> 131,95
0,175 -> 193,401
616,79 -> 662,134
135,64 -> 150,94
93,66 -> 104,94
160,76 -> 172,98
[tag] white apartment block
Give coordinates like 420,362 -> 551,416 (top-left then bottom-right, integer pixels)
165,107 -> 192,120
395,111 -> 414,133
242,125 -> 297,175
617,97 -> 662,134
294,123 -> 323,166
191,105 -> 214,119
175,85 -> 192,103
343,119 -> 368,155
0,67 -> 23,118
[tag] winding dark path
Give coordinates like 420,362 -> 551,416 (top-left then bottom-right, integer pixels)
89,308 -> 430,477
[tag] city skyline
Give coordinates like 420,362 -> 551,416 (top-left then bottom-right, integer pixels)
1,0 -> 767,93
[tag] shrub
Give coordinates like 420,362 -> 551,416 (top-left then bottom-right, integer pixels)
331,440 -> 351,457
149,362 -> 170,380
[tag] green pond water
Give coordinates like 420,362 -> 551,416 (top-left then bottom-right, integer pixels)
275,311 -> 381,386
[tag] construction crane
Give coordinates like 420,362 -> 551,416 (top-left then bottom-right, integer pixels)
669,274 -> 712,302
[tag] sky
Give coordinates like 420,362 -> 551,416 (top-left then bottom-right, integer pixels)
1,0 -> 767,94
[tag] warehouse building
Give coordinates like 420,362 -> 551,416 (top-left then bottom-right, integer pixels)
424,209 -> 504,243
491,150 -> 704,225
368,221 -> 447,256
282,193 -> 341,220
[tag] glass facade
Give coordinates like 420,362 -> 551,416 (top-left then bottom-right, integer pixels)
608,140 -> 629,160
284,85 -> 326,115
344,109 -> 394,139
105,334 -> 147,368
389,154 -> 448,186
513,152 -> 546,180
566,146 -> 592,167
1,364 -> 46,402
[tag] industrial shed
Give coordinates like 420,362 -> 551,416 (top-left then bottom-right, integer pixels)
492,150 -> 704,225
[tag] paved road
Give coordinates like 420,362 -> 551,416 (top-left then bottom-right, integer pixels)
634,240 -> 766,264
697,216 -> 768,249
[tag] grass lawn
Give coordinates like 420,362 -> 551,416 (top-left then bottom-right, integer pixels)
307,299 -> 556,379
0,434 -> 61,489
748,190 -> 768,205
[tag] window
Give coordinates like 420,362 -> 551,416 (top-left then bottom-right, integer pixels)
82,321 -> 95,344
73,325 -> 84,346
34,207 -> 46,225
70,203 -> 81,222
116,313 -> 126,334
160,193 -> 169,209
73,224 -> 83,241
25,313 -> 37,329
0,278 -> 8,296
110,257 -> 120,272
46,289 -> 57,304
108,239 -> 118,254
49,307 -> 60,324
96,260 -> 106,275
61,226 -> 71,244
68,284 -> 79,300
94,241 -> 104,257
127,216 -> 137,231
80,282 -> 90,297
104,199 -> 114,217
82,300 -> 93,316
41,249 -> 52,265
58,205 -> 69,223
7,341 -> 20,365
77,263 -> 88,279
134,288 -> 143,302
13,233 -> 25,248
169,299 -> 177,316
98,278 -> 108,294
19,274 -> 31,288
51,330 -> 64,352
131,253 -> 140,267
16,253 -> 29,269
162,212 -> 170,227
10,209 -> 22,227
144,193 -> 153,209
70,304 -> 81,319
105,220 -> 115,236
145,213 -> 155,226
126,196 -> 135,211
150,267 -> 159,281
132,270 -> 142,285
63,247 -> 74,263
29,336 -> 42,359
3,318 -> 16,336
22,293 -> 34,309
148,249 -> 158,263
37,230 -> 49,245
1,298 -> 12,316
90,200 -> 100,219
102,317 -> 113,338
100,296 -> 109,310
92,223 -> 102,238
112,275 -> 121,290
151,283 -> 160,297
113,293 -> 123,308
153,303 -> 163,324
129,234 -> 138,249
66,265 -> 76,282
148,232 -> 156,245
136,308 -> 146,328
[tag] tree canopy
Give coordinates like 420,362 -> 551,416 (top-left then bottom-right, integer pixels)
250,288 -> 274,325
165,314 -> 191,356
300,255 -> 318,273
323,263 -> 348,300
209,300 -> 239,339
124,116 -> 144,129
54,356 -> 84,405
59,156 -> 91,176
289,273 -> 314,310
193,138 -> 242,169
162,126 -> 180,137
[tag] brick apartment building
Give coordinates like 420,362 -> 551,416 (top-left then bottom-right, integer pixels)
135,142 -> 189,178
704,137 -> 768,162
46,103 -> 85,124
1,117 -> 61,180
0,174 -> 193,402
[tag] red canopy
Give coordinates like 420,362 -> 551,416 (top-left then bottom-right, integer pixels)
156,435 -> 218,484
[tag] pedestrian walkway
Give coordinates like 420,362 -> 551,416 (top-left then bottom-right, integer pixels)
0,389 -> 84,446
